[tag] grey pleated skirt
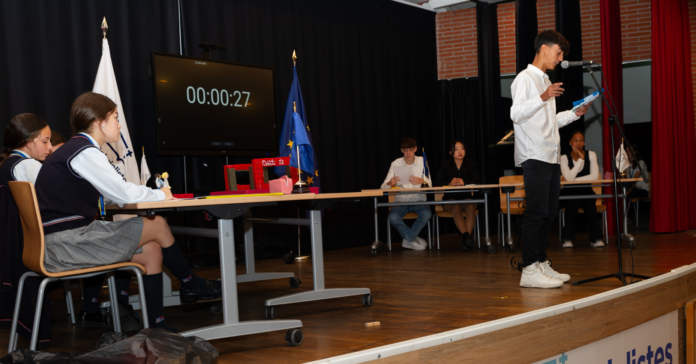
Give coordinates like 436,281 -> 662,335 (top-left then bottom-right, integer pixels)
44,217 -> 144,273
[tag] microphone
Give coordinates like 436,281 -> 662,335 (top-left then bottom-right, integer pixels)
561,60 -> 594,69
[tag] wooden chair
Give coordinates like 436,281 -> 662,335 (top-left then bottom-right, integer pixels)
386,193 -> 431,250
7,181 -> 150,351
630,172 -> 651,227
558,174 -> 608,243
432,193 -> 480,250
498,175 -> 525,246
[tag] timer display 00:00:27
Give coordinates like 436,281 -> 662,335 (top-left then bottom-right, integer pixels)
186,86 -> 250,107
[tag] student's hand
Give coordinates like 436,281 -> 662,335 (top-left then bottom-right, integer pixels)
161,187 -> 175,201
540,83 -> 564,102
570,145 -> 585,161
390,176 -> 400,187
575,101 -> 592,116
451,178 -> 464,186
409,176 -> 424,185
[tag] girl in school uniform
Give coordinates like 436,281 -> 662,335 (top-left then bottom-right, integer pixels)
0,113 -> 52,184
559,130 -> 604,248
34,92 -> 217,332
434,140 -> 480,251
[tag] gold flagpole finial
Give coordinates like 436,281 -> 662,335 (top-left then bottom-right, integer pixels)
293,101 -> 296,113
101,17 -> 108,39
142,146 -> 145,155
292,50 -> 297,67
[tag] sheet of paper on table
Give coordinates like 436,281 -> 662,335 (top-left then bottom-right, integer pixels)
393,165 -> 415,187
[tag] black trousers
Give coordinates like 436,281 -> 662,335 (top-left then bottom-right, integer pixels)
521,159 -> 560,267
562,196 -> 603,242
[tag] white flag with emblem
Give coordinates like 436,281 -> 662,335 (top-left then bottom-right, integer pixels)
615,140 -> 630,173
92,38 -> 140,185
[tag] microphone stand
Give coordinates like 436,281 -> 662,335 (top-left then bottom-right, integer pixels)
572,64 -> 650,286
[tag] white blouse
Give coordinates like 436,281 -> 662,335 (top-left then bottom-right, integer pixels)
560,151 -> 599,182
10,150 -> 42,184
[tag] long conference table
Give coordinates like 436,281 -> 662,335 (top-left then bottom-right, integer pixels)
106,191 -> 381,345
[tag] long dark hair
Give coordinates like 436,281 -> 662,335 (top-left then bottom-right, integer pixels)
70,92 -> 117,136
0,113 -> 48,168
448,139 -> 471,174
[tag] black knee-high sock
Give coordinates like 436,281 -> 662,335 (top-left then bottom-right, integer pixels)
114,271 -> 132,306
161,242 -> 206,290
142,273 -> 165,327
81,274 -> 106,314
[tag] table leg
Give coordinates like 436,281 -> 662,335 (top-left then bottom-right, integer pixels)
237,211 -> 296,283
265,210 -> 371,308
371,197 -> 383,254
180,219 -> 302,340
484,192 -> 494,253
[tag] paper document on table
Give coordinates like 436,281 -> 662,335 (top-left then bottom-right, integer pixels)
572,88 -> 604,112
393,165 -> 415,187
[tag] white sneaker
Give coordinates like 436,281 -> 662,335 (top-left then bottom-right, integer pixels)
520,262 -> 564,288
562,240 -> 573,248
402,240 -> 425,250
414,236 -> 428,248
591,240 -> 605,247
540,260 -> 570,283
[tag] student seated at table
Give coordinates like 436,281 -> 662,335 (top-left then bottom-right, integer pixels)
559,130 -> 604,248
34,92 -> 218,332
625,145 -> 649,220
0,113 -> 53,183
381,137 -> 432,250
48,130 -> 65,155
434,139 -> 480,251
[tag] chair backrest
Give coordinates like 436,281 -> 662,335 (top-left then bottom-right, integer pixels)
8,181 -> 49,276
434,193 -> 444,212
499,175 -> 525,210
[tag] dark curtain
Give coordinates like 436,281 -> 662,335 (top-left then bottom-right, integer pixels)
179,0 -> 439,248
476,2 -> 504,184
515,0 -> 538,74
436,78 -> 481,175
600,0 -> 625,235
650,0 -> 696,232
555,0 -> 584,152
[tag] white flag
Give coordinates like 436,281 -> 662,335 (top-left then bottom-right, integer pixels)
616,141 -> 630,173
141,151 -> 151,186
93,38 -> 140,185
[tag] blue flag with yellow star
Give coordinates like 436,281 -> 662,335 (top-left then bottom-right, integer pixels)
277,66 -> 320,188
289,112 -> 313,177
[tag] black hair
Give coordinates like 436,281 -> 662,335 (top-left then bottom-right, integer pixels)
448,139 -> 471,174
568,130 -> 585,140
70,92 -> 117,136
534,30 -> 570,56
400,137 -> 417,149
628,144 -> 644,167
0,113 -> 49,168
50,130 -> 66,146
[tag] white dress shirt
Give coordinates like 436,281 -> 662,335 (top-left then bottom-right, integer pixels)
10,150 -> 42,184
560,151 -> 599,181
628,160 -> 649,190
380,156 -> 431,203
510,64 -> 580,167
72,133 -> 164,207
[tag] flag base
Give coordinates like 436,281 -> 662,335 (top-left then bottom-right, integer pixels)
292,182 -> 311,194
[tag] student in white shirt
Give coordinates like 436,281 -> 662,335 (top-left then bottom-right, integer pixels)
0,113 -> 53,185
559,130 -> 604,248
510,30 -> 591,289
381,137 -> 432,250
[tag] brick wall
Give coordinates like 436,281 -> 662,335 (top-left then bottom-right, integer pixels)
436,0 -> 653,79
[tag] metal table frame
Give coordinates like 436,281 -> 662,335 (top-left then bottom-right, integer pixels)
370,187 -> 495,254
500,183 -> 634,251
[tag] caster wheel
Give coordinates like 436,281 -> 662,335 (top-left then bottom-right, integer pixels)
209,303 -> 223,315
362,293 -> 373,307
508,244 -> 516,253
289,277 -> 301,288
371,249 -> 377,256
487,245 -> 496,254
283,253 -> 295,264
510,256 -> 523,271
629,241 -> 636,249
285,328 -> 303,346
265,306 -> 276,320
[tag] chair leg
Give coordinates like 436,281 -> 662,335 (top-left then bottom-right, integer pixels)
497,212 -> 501,246
107,273 -> 122,333
476,215 -> 481,249
635,201 -> 639,227
30,277 -> 54,350
9,272 -> 35,352
387,219 -> 391,251
436,215 -> 440,250
603,211 -> 608,240
124,267 -> 149,329
64,281 -> 76,325
427,221 -> 431,249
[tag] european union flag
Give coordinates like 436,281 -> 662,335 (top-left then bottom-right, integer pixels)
277,66 -> 320,188
289,112 -> 313,176
422,148 -> 431,187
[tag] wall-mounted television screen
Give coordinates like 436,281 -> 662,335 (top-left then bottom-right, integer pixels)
152,52 -> 278,156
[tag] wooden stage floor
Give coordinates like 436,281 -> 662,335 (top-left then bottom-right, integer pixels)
2,223 -> 696,363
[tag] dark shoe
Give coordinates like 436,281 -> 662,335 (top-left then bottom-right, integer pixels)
75,310 -> 109,328
461,232 -> 475,251
180,279 -> 222,304
103,302 -> 143,332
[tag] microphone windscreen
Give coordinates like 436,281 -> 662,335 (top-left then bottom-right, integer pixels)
561,61 -> 569,69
